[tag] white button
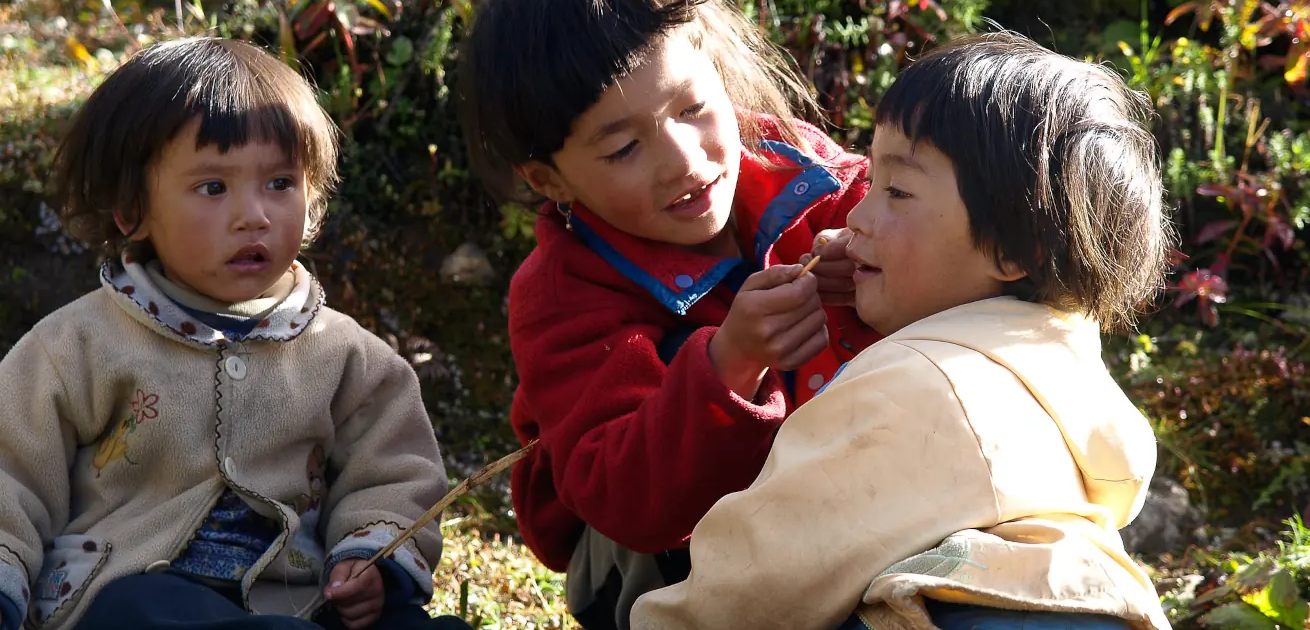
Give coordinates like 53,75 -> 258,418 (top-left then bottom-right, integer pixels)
807,374 -> 826,390
224,356 -> 247,380
793,182 -> 810,195
145,560 -> 171,573
224,456 -> 237,477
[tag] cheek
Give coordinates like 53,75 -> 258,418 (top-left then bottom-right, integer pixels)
708,110 -> 739,161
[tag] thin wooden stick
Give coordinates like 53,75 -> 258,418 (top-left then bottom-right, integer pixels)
799,254 -> 822,276
348,439 -> 538,579
798,235 -> 831,277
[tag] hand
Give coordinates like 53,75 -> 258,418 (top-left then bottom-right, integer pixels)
799,228 -> 856,306
709,263 -> 828,400
324,559 -> 385,630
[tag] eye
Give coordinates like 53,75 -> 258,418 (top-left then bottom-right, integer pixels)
681,101 -> 707,118
194,181 -> 226,196
884,185 -> 911,200
267,177 -> 297,192
603,140 -> 639,163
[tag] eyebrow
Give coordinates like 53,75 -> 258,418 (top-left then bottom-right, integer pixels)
586,77 -> 697,146
875,152 -> 929,175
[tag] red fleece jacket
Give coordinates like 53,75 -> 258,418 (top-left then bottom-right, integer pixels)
507,119 -> 877,571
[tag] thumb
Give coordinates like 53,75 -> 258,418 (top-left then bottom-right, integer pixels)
325,561 -> 358,599
739,264 -> 804,292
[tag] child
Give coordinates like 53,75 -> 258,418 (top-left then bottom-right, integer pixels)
0,38 -> 471,630
457,0 -> 878,627
631,31 -> 1176,630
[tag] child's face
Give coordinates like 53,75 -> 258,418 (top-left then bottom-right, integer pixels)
124,118 -> 309,303
519,29 -> 742,250
845,125 -> 1022,334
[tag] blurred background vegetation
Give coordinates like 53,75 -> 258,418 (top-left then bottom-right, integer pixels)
3,0 -> 1310,627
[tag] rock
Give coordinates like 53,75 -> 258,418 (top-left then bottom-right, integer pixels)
1120,476 -> 1204,557
439,242 -> 496,286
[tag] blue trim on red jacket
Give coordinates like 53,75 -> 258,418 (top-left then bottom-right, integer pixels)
570,216 -> 749,316
572,139 -> 841,315
752,141 -> 842,265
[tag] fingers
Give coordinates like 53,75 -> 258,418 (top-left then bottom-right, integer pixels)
809,259 -> 856,292
812,227 -> 854,258
774,308 -> 830,370
326,575 -> 371,601
749,269 -> 819,313
782,324 -> 832,371
738,263 -> 804,292
337,600 -> 383,630
813,228 -> 853,259
325,563 -> 384,630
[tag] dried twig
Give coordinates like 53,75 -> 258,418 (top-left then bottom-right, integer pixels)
295,440 -> 538,618
349,440 -> 538,578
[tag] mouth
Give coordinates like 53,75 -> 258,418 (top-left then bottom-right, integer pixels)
846,243 -> 882,275
665,174 -> 723,213
227,244 -> 272,269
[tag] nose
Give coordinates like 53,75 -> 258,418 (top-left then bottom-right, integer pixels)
233,189 -> 272,232
656,120 -> 705,184
846,190 -> 875,236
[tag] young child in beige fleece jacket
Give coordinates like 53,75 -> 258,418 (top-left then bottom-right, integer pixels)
631,31 -> 1177,630
0,38 -> 471,630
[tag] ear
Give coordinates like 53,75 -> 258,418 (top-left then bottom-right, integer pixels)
113,208 -> 151,242
990,257 -> 1027,283
514,161 -> 575,204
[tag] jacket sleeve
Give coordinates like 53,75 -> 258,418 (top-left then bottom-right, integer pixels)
512,293 -> 789,556
323,330 -> 449,596
0,330 -> 80,623
629,342 -> 1002,630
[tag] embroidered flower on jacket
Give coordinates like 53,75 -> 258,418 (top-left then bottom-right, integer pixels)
93,389 -> 159,476
131,389 -> 159,420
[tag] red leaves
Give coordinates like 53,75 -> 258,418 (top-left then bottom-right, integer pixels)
1176,266 -> 1230,327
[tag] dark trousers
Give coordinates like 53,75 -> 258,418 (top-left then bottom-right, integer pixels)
72,573 -> 474,630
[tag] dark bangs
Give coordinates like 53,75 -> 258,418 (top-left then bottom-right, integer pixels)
54,37 -> 339,256
459,0 -> 702,203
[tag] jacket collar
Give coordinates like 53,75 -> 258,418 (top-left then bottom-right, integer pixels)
100,251 -> 325,349
567,139 -> 841,316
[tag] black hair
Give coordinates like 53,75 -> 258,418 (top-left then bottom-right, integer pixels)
875,31 -> 1176,330
54,37 -> 341,258
458,0 -> 823,204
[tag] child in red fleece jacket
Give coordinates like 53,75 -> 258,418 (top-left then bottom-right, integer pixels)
457,1 -> 877,628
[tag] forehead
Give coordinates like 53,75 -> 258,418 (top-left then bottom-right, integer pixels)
572,31 -> 719,130
869,124 -> 954,175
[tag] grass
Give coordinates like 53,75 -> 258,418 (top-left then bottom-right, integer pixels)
429,523 -> 576,630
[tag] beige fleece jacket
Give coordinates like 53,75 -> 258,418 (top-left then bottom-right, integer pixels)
0,254 -> 448,629
631,297 -> 1170,630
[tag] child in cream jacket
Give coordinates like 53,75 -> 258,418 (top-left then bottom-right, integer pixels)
632,31 -> 1175,630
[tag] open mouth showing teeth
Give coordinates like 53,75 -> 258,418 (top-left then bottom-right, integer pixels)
668,176 -> 719,209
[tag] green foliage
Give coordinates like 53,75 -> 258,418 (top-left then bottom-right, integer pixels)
1157,516 -> 1310,630
1107,327 -> 1310,522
